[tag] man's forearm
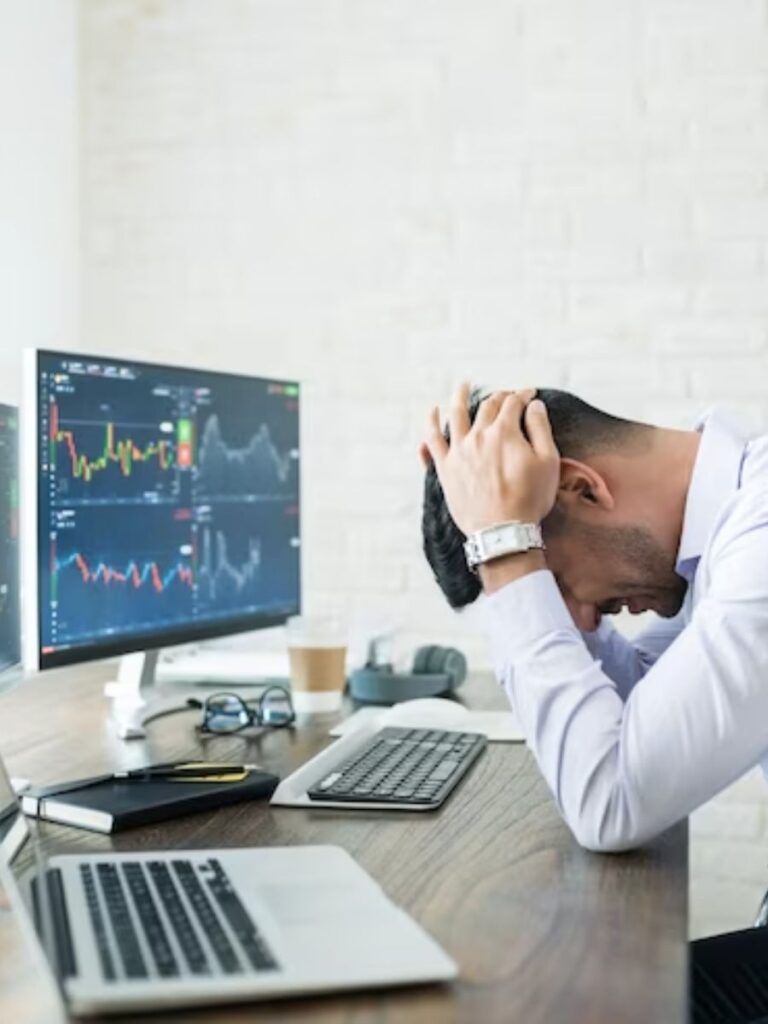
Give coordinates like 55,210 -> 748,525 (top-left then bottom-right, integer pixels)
484,563 -> 768,852
580,616 -> 682,699
481,552 -> 682,699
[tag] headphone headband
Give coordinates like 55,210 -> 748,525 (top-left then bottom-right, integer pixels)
348,646 -> 467,705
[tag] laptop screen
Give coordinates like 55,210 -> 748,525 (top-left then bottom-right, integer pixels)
0,748 -> 31,867
0,745 -> 64,1007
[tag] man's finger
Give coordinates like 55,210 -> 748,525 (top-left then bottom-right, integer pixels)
524,399 -> 559,458
423,406 -> 449,464
496,389 -> 536,441
473,391 -> 506,430
448,382 -> 471,443
418,442 -> 432,468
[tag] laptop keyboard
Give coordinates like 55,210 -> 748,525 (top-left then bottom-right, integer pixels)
147,862 -> 209,975
80,866 -> 116,980
172,861 -> 240,974
80,858 -> 278,981
201,859 -> 278,971
307,726 -> 487,807
94,864 -> 147,979
123,864 -> 179,977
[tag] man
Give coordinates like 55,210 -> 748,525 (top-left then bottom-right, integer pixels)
421,382 -> 768,848
420,384 -> 768,1022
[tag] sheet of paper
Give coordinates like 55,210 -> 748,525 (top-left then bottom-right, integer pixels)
330,699 -> 525,743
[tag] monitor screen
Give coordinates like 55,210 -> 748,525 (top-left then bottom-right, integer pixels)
0,405 -> 20,672
29,351 -> 300,669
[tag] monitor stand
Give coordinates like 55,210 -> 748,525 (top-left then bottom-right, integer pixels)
0,663 -> 24,696
105,650 -> 198,740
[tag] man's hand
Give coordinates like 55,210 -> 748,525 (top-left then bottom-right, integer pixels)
421,384 -> 560,536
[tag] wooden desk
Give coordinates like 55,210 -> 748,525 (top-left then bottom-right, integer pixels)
0,664 -> 688,1023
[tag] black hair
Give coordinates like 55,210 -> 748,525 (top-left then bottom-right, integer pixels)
421,388 -> 648,609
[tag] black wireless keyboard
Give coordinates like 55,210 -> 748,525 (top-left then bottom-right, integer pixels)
307,726 -> 487,809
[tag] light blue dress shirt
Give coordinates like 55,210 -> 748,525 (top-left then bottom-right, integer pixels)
485,411 -> 768,851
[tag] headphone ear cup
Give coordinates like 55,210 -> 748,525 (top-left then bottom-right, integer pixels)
423,645 -> 451,675
412,645 -> 437,675
413,646 -> 468,689
440,647 -> 468,688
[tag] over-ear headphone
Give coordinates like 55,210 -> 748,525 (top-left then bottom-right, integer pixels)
348,645 -> 468,705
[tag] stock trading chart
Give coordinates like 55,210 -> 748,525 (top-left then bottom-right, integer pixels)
38,353 -> 300,656
0,405 -> 19,670
197,414 -> 297,497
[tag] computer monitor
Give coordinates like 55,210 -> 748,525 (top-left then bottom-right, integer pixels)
0,404 -> 20,676
22,350 -> 301,734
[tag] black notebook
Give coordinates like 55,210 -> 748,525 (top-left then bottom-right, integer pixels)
21,770 -> 280,834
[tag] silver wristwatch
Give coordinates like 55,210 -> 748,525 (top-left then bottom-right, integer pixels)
463,521 -> 544,572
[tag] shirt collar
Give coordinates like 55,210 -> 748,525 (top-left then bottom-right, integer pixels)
676,409 -> 747,579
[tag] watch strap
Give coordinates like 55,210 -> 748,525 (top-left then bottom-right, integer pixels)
463,521 -> 544,572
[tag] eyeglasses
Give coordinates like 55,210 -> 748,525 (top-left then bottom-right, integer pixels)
195,688 -> 295,735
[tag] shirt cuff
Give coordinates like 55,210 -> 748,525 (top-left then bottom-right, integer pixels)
484,568 -> 579,660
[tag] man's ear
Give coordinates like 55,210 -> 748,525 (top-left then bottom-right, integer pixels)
557,458 -> 614,513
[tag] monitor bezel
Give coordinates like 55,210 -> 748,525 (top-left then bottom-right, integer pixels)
22,348 -> 302,672
0,402 -> 20,674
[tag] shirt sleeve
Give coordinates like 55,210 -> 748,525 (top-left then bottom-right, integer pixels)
580,612 -> 685,700
486,502 -> 768,851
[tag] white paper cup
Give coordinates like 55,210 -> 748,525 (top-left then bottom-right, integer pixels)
290,688 -> 344,714
286,615 -> 346,715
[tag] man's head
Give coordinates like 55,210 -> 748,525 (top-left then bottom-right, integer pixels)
422,388 -> 696,630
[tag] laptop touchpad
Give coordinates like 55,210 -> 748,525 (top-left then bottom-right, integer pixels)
258,883 -> 385,926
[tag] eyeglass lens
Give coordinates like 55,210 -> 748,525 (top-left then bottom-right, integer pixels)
204,694 -> 252,733
260,687 -> 294,726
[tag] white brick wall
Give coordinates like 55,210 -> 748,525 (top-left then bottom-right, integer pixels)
0,0 -> 78,399
77,0 -> 768,939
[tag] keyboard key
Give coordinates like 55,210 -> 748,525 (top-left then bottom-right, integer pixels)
428,760 -> 460,783
43,869 -> 78,981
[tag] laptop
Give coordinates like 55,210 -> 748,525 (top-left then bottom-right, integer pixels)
0,751 -> 457,1017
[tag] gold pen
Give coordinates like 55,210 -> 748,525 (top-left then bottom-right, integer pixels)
113,762 -> 262,782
